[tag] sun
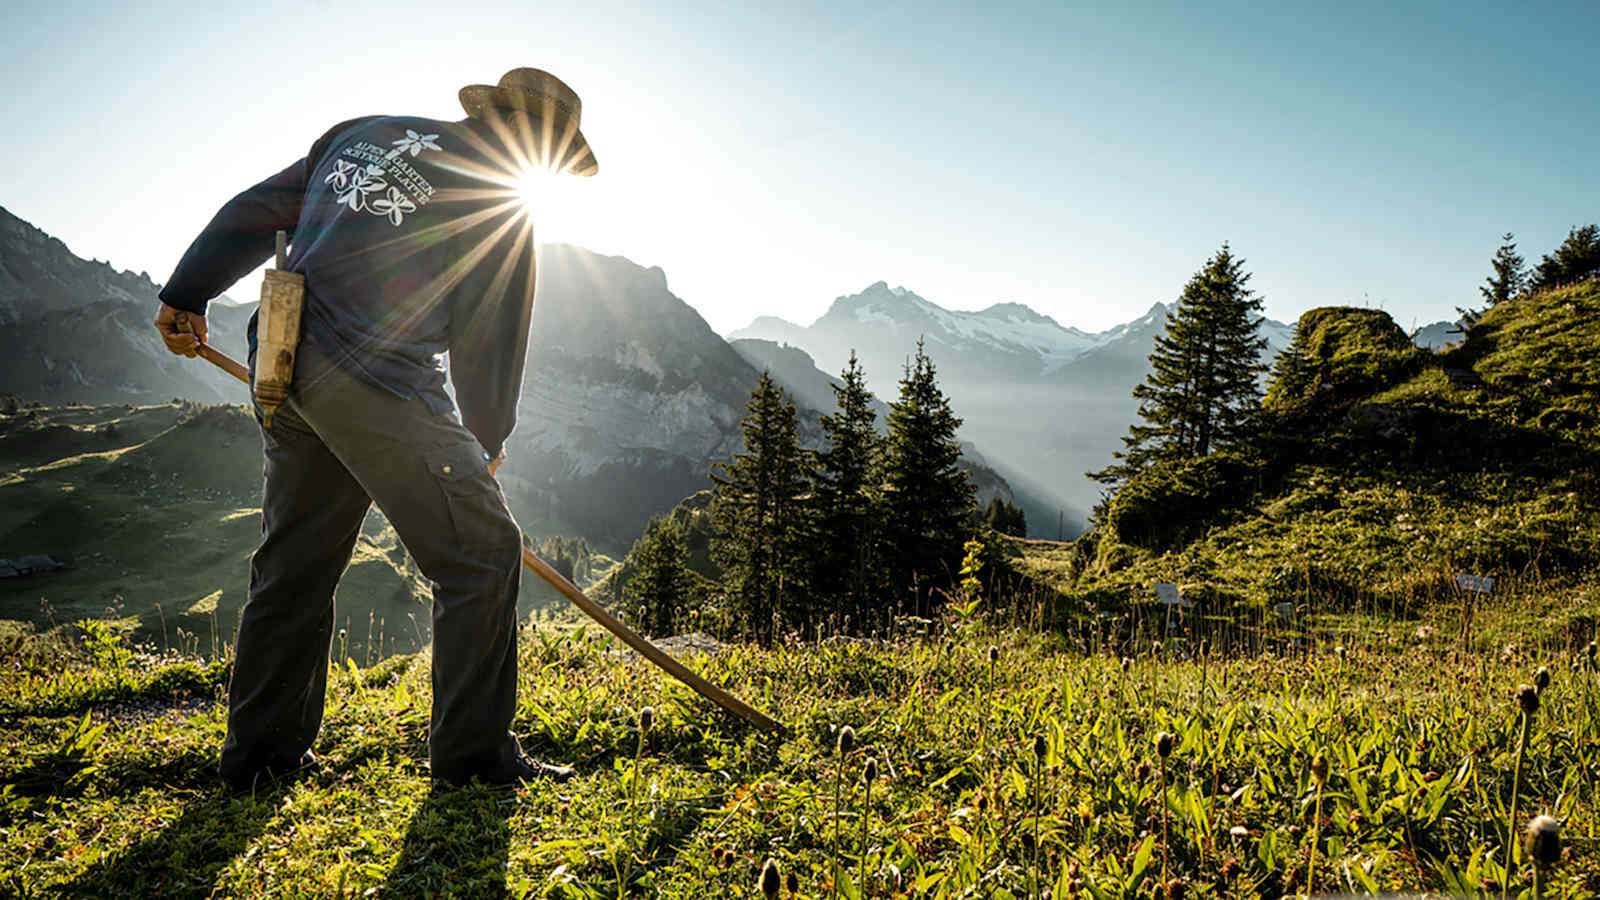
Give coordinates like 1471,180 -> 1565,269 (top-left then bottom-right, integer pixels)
517,167 -> 557,211
513,166 -> 592,243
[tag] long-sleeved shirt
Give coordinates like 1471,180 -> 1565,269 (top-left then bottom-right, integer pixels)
160,114 -> 538,457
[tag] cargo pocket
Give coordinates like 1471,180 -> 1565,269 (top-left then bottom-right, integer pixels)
423,443 -> 521,569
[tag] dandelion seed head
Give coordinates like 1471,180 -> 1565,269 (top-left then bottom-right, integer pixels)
1516,683 -> 1540,716
1525,815 -> 1561,867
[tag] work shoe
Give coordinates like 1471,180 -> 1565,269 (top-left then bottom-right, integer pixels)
434,753 -> 576,790
220,749 -> 320,792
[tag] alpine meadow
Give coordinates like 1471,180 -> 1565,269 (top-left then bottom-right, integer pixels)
4,5 -> 1600,899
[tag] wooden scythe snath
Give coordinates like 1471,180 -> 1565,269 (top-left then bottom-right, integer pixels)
177,332 -> 788,737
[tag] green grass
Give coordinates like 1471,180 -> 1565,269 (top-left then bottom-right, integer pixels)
3,600 -> 1599,898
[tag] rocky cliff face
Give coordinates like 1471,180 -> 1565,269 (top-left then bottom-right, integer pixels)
0,206 -> 163,325
499,246 -> 760,548
0,205 -> 254,403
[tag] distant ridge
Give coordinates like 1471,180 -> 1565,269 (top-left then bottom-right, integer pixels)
0,209 -> 1018,553
728,283 -> 1299,534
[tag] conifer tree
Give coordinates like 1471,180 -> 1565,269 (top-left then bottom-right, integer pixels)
879,341 -> 976,618
709,371 -> 813,644
983,497 -> 1027,537
622,515 -> 691,637
1091,243 -> 1267,486
1478,233 -> 1527,306
1529,224 -> 1600,292
812,352 -> 881,626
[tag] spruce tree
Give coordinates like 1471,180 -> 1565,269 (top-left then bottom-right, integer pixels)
983,497 -> 1027,537
622,515 -> 690,637
879,341 -> 976,619
1478,233 -> 1527,306
1529,224 -> 1600,292
1091,243 -> 1268,486
812,351 -> 881,627
709,371 -> 813,644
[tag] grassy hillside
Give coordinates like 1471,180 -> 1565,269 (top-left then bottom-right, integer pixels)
2,609 -> 1597,897
0,401 -> 587,662
1007,281 -> 1600,652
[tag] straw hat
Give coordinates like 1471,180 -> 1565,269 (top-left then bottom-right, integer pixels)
459,68 -> 598,177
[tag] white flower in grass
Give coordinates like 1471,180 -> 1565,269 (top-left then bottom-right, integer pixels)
392,129 -> 442,157
369,187 -> 416,226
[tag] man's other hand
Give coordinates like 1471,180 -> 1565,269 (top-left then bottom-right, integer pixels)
155,303 -> 207,357
488,451 -> 507,477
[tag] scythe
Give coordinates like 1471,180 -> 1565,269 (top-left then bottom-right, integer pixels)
173,317 -> 787,737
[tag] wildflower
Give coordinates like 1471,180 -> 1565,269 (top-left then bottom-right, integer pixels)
837,725 -> 855,757
1310,752 -> 1328,788
639,706 -> 654,732
1033,733 -> 1048,762
1534,666 -> 1551,693
785,870 -> 799,895
988,645 -> 999,664
864,757 -> 878,783
1229,825 -> 1249,839
1156,732 -> 1176,760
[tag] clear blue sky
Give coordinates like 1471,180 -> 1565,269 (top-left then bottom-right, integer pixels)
2,1 -> 1595,334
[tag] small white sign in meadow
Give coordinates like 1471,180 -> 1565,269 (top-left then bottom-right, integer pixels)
1454,573 -> 1495,594
1274,601 -> 1296,622
1153,583 -> 1191,608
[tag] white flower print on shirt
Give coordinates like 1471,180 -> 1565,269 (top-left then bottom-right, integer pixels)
330,130 -> 442,226
368,186 -> 417,226
324,159 -> 359,191
334,164 -> 387,212
390,129 -> 442,158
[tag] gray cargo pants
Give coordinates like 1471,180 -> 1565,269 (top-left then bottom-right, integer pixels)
219,337 -> 525,786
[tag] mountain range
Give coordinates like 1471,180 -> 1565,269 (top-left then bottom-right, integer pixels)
1,202 -> 1456,546
0,206 -> 1017,554
729,282 -> 1303,532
